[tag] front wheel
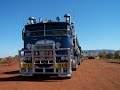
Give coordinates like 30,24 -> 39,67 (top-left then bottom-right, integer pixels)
72,67 -> 77,71
72,59 -> 77,71
65,76 -> 72,79
72,64 -> 78,71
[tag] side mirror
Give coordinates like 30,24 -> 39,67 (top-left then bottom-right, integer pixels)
22,31 -> 24,40
78,46 -> 81,49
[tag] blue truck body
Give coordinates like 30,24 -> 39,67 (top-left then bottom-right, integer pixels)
19,14 -> 82,78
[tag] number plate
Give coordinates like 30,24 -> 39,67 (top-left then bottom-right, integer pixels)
55,63 -> 68,68
21,63 -> 32,69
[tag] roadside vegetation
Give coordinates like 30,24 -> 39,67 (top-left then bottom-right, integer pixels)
84,50 -> 120,62
0,55 -> 19,65
97,50 -> 120,64
98,50 -> 120,60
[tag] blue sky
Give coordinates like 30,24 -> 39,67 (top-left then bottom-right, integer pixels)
0,0 -> 120,57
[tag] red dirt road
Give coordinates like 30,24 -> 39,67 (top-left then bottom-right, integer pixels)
0,59 -> 120,90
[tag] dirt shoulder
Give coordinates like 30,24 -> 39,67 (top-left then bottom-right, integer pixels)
0,59 -> 120,90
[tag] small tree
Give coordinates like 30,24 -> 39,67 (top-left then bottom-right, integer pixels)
98,51 -> 107,59
114,50 -> 120,59
106,53 -> 114,59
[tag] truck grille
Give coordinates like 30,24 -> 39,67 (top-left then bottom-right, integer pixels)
35,45 -> 53,49
33,44 -> 55,68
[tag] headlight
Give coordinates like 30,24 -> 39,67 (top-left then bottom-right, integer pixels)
55,42 -> 61,49
26,44 -> 31,50
23,57 -> 31,61
35,51 -> 39,55
61,56 -> 65,60
61,56 -> 68,61
27,57 -> 31,61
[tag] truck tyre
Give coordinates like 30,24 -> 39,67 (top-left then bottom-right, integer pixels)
65,76 -> 72,79
72,67 -> 77,71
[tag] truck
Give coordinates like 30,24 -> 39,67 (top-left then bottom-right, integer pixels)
19,14 -> 82,78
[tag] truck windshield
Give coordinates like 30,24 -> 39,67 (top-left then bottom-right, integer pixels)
25,31 -> 44,37
45,30 -> 69,36
25,30 -> 70,37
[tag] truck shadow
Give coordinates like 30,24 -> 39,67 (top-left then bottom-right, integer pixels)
3,70 -> 19,74
108,61 -> 120,64
0,70 -> 68,82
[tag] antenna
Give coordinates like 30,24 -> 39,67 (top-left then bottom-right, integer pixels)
39,17 -> 42,22
72,8 -> 75,22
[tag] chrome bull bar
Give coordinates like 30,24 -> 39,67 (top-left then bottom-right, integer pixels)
18,44 -> 71,76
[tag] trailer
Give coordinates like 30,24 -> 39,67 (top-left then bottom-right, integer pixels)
19,14 -> 82,78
